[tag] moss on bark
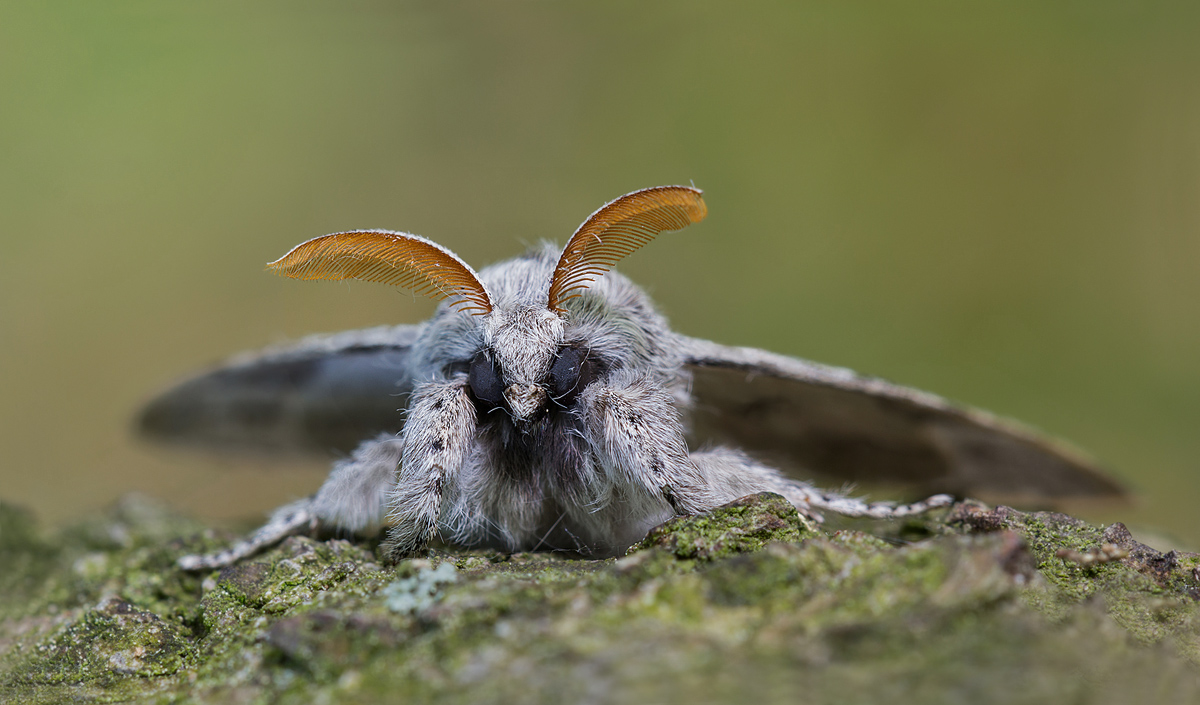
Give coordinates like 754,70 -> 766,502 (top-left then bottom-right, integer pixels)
2,493 -> 1198,704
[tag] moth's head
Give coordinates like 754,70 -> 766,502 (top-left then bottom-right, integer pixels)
477,304 -> 564,422
265,186 -> 707,427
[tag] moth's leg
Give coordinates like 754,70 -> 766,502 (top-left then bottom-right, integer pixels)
177,497 -> 316,571
383,379 -> 476,562
801,487 -> 955,520
576,372 -> 717,516
310,434 -> 404,533
176,435 -> 404,571
691,446 -> 954,522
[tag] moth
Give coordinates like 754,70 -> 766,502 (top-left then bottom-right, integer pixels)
139,186 -> 1126,570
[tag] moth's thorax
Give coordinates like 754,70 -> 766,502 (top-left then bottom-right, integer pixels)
483,305 -> 565,385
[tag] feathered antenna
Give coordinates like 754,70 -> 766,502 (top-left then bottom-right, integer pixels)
546,186 -> 708,314
267,230 -> 493,315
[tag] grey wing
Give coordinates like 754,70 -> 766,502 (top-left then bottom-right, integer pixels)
138,324 -> 421,456
680,336 -> 1127,503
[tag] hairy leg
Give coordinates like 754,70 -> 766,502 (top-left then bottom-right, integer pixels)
311,435 -> 404,532
382,379 -> 476,562
575,371 -> 718,520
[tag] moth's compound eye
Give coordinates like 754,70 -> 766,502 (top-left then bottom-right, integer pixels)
548,346 -> 595,407
468,351 -> 505,411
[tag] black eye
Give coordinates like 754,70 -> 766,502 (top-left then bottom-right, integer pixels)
548,346 -> 596,407
468,351 -> 505,411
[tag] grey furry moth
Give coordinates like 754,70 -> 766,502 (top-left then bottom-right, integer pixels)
139,186 -> 1125,570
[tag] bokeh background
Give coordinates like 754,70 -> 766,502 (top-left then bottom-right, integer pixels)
2,2 -> 1197,545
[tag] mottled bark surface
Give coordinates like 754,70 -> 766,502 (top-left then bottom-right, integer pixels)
2,493 -> 1198,704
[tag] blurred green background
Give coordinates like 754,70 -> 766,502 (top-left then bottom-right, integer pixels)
2,2 -> 1197,545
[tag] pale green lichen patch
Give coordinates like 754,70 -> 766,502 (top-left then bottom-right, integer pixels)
2,492 -> 1200,703
383,561 -> 458,614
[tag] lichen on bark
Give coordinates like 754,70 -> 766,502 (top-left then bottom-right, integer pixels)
1,492 -> 1199,704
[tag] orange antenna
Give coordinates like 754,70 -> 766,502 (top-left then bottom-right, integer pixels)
267,230 -> 493,315
546,186 -> 707,314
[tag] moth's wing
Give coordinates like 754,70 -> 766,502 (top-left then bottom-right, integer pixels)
681,336 -> 1127,503
138,325 -> 420,456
